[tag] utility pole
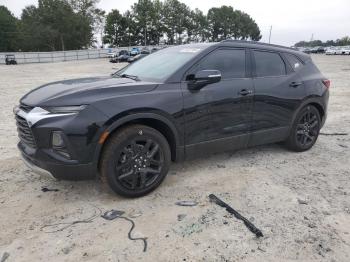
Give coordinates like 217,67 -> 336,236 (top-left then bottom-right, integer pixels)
268,26 -> 272,44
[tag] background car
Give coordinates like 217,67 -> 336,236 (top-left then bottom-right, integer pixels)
311,46 -> 325,54
107,48 -> 116,58
5,54 -> 17,65
130,47 -> 140,56
127,53 -> 149,63
340,46 -> 350,55
109,50 -> 130,63
325,47 -> 339,55
140,47 -> 151,54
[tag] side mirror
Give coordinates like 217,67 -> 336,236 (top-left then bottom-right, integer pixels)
187,70 -> 222,91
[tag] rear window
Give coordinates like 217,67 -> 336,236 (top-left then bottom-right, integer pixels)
284,53 -> 303,71
253,51 -> 286,77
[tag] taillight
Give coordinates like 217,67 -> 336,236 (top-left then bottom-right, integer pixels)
322,79 -> 330,88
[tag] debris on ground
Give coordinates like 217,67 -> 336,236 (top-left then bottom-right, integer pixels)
175,201 -> 199,207
128,209 -> 143,218
320,132 -> 348,136
101,210 -> 125,220
217,164 -> 226,168
209,194 -> 263,238
101,209 -> 148,252
41,205 -> 102,233
297,199 -> 308,205
0,252 -> 9,262
61,244 -> 75,255
177,214 -> 186,221
41,187 -> 59,192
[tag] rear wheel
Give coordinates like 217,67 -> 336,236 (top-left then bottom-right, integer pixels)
285,105 -> 321,152
100,125 -> 171,197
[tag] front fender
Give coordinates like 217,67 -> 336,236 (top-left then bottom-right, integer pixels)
91,110 -> 183,170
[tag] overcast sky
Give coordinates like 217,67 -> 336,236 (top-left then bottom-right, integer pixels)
1,0 -> 349,46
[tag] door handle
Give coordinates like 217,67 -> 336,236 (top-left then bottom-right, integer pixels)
239,89 -> 253,96
290,81 -> 303,88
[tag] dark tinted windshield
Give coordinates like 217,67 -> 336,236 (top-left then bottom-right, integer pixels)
115,46 -> 206,82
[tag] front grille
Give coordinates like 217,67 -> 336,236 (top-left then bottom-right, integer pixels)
15,114 -> 36,148
19,103 -> 34,113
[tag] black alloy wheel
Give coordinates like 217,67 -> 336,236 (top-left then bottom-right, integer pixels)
116,138 -> 163,191
285,105 -> 321,152
100,125 -> 171,197
295,109 -> 319,148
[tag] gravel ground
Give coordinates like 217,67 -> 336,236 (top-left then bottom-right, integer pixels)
0,55 -> 349,262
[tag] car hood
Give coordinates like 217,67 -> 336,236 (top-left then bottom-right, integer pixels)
20,76 -> 158,107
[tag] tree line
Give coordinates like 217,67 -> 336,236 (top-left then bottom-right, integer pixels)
103,0 -> 262,47
0,0 -> 261,52
0,0 -> 104,52
294,37 -> 350,47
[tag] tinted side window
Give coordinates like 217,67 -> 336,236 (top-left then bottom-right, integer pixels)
253,51 -> 286,77
284,53 -> 303,71
197,49 -> 246,79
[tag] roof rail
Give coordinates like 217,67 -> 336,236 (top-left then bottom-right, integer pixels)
220,39 -> 296,51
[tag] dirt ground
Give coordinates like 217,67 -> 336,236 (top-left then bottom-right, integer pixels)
0,55 -> 349,262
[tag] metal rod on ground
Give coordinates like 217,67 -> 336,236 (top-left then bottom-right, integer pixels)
209,194 -> 264,238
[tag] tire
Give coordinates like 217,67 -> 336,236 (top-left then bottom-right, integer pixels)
100,124 -> 171,197
285,105 -> 321,152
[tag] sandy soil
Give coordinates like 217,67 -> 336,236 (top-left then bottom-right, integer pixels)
0,55 -> 349,262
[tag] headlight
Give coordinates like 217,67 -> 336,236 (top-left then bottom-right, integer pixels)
45,105 -> 87,114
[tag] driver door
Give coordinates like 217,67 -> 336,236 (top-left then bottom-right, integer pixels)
182,48 -> 254,158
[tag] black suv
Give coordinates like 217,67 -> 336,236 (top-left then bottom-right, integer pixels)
15,41 -> 329,197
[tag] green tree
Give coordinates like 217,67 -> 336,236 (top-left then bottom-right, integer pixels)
162,0 -> 190,44
207,6 -> 261,42
17,0 -> 99,51
186,8 -> 209,43
103,9 -> 130,47
0,6 -> 19,51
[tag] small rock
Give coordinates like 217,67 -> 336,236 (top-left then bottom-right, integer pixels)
128,210 -> 142,218
298,199 -> 308,205
257,246 -> 266,252
217,164 -> 226,168
61,244 -> 75,255
308,223 -> 317,228
175,201 -> 198,207
1,252 -> 10,262
177,214 -> 186,221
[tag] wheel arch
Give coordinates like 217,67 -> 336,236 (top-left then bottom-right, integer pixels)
291,98 -> 326,127
94,112 -> 183,171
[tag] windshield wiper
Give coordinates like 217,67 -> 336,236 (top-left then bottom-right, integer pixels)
117,73 -> 140,81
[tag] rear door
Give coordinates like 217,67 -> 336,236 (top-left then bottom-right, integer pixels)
249,50 -> 305,146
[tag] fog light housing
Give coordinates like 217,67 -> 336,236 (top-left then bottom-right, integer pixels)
52,131 -> 65,148
51,131 -> 71,159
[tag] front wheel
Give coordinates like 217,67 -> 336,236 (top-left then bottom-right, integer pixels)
100,125 -> 171,197
285,105 -> 321,152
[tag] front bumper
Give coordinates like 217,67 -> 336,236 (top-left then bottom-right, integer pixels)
21,152 -> 56,179
15,105 -> 108,180
19,142 -> 96,180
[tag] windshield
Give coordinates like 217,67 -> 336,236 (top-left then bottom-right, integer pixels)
114,46 -> 206,82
